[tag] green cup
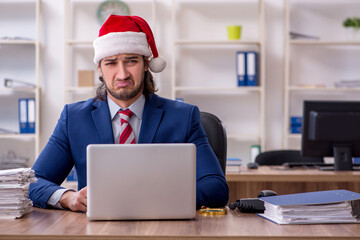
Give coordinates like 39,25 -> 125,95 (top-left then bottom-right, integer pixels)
227,25 -> 242,40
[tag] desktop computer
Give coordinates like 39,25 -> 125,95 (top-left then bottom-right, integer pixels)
301,100 -> 360,171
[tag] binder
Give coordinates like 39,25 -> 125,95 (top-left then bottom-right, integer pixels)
258,190 -> 360,224
290,116 -> 302,134
290,116 -> 302,126
290,126 -> 302,134
18,98 -> 28,134
250,145 -> 261,163
246,51 -> 258,86
27,98 -> 35,134
236,51 -> 246,86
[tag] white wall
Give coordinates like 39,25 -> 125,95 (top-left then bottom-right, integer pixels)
39,0 -> 285,152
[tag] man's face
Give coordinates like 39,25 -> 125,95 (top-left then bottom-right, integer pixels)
98,53 -> 147,106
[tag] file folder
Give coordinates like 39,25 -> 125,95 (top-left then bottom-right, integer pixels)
236,51 -> 246,86
27,98 -> 35,134
18,99 -> 28,134
258,190 -> 360,224
246,51 -> 258,86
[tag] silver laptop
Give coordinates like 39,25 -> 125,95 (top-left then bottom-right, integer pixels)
86,143 -> 196,220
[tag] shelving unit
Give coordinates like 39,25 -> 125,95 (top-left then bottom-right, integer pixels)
64,0 -> 157,104
171,0 -> 265,163
0,0 -> 42,167
282,0 -> 360,149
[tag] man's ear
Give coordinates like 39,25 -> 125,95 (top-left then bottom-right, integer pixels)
97,64 -> 102,77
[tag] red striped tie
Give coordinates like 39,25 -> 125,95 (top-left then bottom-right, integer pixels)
118,109 -> 135,144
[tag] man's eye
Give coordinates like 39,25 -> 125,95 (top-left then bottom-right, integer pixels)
105,62 -> 116,65
126,60 -> 138,64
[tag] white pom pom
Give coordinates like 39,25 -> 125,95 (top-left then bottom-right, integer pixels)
149,56 -> 166,73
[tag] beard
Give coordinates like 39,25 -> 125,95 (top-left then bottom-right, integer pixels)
105,77 -> 144,101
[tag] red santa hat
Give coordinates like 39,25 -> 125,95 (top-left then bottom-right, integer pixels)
93,15 -> 166,73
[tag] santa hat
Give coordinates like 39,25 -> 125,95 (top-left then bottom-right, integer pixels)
93,15 -> 166,73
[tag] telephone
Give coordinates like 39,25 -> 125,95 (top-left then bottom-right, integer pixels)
228,190 -> 277,213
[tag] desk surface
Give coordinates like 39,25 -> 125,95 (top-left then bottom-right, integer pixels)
0,207 -> 360,240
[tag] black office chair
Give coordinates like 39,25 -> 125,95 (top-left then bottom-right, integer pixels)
200,112 -> 227,174
255,150 -> 324,166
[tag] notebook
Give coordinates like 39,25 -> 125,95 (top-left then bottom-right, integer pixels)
86,143 -> 196,220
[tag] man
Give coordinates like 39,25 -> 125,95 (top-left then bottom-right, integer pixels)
29,15 -> 229,212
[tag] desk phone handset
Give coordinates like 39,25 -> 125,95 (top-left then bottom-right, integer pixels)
228,190 -> 277,213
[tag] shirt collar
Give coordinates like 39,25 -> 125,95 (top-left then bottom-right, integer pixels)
107,94 -> 145,120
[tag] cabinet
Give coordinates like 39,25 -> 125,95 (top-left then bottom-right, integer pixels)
171,0 -> 266,163
0,0 -> 42,168
64,0 -> 157,104
282,0 -> 360,149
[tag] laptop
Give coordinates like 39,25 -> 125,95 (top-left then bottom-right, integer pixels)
86,143 -> 196,220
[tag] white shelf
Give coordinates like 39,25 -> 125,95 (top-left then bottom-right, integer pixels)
65,87 -> 94,92
0,40 -> 37,45
286,133 -> 301,139
175,86 -> 262,94
289,40 -> 360,45
174,40 -> 261,45
0,87 -> 38,94
65,40 -> 93,45
227,133 -> 260,142
0,134 -> 36,140
288,86 -> 360,92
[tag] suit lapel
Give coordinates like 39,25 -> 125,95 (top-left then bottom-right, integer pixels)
91,100 -> 114,144
139,94 -> 163,143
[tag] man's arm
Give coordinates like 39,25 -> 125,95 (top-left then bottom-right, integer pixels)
29,106 -> 74,208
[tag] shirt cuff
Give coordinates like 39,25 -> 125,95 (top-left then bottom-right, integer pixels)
47,188 -> 73,209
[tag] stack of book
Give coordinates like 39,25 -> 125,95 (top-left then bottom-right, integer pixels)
259,190 -> 360,224
0,168 -> 37,219
226,158 -> 242,173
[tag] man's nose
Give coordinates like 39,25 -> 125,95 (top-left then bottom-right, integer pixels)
116,62 -> 130,80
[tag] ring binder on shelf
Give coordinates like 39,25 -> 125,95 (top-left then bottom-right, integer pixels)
18,99 -> 28,134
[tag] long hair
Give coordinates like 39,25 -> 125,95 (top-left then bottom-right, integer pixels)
94,57 -> 157,101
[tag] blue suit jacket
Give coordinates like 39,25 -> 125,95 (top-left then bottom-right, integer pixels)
29,94 -> 229,209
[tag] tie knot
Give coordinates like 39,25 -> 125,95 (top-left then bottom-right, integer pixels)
118,109 -> 133,123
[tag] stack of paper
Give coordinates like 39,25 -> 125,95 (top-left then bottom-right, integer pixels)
335,80 -> 360,88
289,31 -> 319,40
0,151 -> 29,170
0,168 -> 37,219
259,190 -> 360,224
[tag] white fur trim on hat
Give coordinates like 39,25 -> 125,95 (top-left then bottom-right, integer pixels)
93,32 -> 151,65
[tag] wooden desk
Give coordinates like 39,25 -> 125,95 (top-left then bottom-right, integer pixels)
1,207 -> 360,240
226,166 -> 360,202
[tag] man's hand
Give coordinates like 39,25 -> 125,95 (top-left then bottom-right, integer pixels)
59,187 -> 87,212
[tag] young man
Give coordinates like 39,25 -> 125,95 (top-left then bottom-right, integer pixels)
29,15 -> 229,212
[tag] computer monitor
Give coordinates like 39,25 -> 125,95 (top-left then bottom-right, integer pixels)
301,100 -> 360,171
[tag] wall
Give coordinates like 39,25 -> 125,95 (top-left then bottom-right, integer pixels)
39,0 -> 285,153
